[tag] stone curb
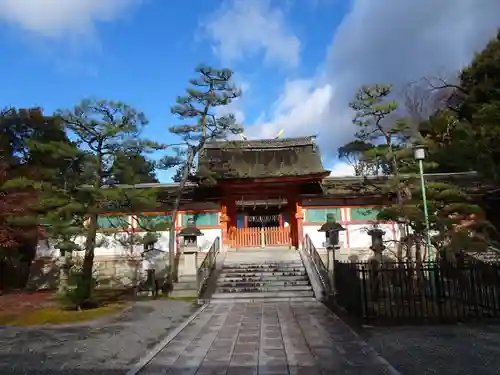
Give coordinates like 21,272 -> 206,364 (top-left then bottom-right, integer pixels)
124,303 -> 208,375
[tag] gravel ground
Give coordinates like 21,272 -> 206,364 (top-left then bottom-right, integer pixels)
362,324 -> 500,375
0,300 -> 197,375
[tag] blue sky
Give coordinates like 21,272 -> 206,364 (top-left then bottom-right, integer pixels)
1,0 -> 499,182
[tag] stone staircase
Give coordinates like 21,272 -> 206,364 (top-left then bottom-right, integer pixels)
210,247 -> 316,302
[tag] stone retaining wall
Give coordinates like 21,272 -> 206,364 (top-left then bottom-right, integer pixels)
26,255 -> 169,290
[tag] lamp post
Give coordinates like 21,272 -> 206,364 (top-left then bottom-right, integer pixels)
413,145 -> 437,297
413,145 -> 433,263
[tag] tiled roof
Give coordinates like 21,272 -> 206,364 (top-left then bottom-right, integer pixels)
198,136 -> 328,180
204,136 -> 317,149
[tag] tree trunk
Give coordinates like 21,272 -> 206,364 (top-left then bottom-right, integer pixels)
82,213 -> 98,297
168,148 -> 196,282
387,135 -> 407,261
168,96 -> 210,283
81,147 -> 102,300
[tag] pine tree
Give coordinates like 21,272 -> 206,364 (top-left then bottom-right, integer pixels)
51,99 -> 163,304
345,84 -> 413,259
341,83 -> 493,261
338,140 -> 376,176
108,151 -> 158,185
456,30 -> 500,182
159,65 -> 243,279
0,107 -> 76,289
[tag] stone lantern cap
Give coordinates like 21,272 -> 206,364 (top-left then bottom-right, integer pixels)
318,213 -> 345,232
179,217 -> 204,237
367,228 -> 385,236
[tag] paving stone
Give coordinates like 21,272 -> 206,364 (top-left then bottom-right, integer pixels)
263,338 -> 284,349
136,301 -> 400,375
289,365 -> 322,375
238,335 -> 259,343
233,343 -> 259,354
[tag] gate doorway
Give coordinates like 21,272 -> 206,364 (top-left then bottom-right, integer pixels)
230,201 -> 292,248
231,227 -> 291,248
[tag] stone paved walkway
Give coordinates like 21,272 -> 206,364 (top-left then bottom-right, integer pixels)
137,301 -> 399,375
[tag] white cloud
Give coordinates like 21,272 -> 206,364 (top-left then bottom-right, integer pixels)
201,0 -> 301,68
329,162 -> 355,177
218,0 -> 500,157
246,78 -> 335,139
0,0 -> 141,38
216,103 -> 246,125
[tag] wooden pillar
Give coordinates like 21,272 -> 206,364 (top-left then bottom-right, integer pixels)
286,204 -> 294,248
227,199 -> 237,232
220,202 -> 229,245
221,198 -> 237,246
295,201 -> 304,249
288,194 -> 302,249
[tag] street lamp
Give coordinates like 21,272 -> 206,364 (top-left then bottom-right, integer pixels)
413,144 -> 438,298
413,145 -> 433,263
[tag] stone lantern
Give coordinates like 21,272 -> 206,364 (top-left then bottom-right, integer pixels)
367,228 -> 385,300
140,232 -> 160,296
56,239 -> 79,294
179,217 -> 204,253
317,213 -> 345,296
367,228 -> 385,257
318,213 -> 345,249
142,232 -> 158,251
172,217 -> 204,297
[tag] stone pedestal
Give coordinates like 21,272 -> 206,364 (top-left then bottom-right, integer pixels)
327,247 -> 336,296
179,250 -> 197,277
171,249 -> 199,298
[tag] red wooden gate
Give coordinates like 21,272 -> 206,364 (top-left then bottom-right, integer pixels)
230,227 -> 291,248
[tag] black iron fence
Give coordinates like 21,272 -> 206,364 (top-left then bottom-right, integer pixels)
334,260 -> 500,325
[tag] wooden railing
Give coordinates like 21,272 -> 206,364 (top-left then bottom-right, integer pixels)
230,227 -> 290,248
265,227 -> 290,246
196,236 -> 220,296
231,228 -> 260,248
304,234 -> 331,294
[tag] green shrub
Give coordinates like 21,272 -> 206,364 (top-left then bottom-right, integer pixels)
57,270 -> 98,310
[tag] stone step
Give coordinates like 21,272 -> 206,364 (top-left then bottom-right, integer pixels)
219,275 -> 309,282
220,271 -> 308,278
223,261 -> 303,267
221,271 -> 306,277
226,253 -> 301,262
205,296 -> 317,303
211,290 -> 315,299
222,266 -> 305,272
210,249 -> 315,302
225,260 -> 301,264
217,280 -> 311,287
216,285 -> 312,293
224,257 -> 302,265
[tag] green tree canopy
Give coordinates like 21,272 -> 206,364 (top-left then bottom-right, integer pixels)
159,65 -> 243,277
43,99 -> 163,304
456,30 -> 500,181
108,151 -> 158,185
